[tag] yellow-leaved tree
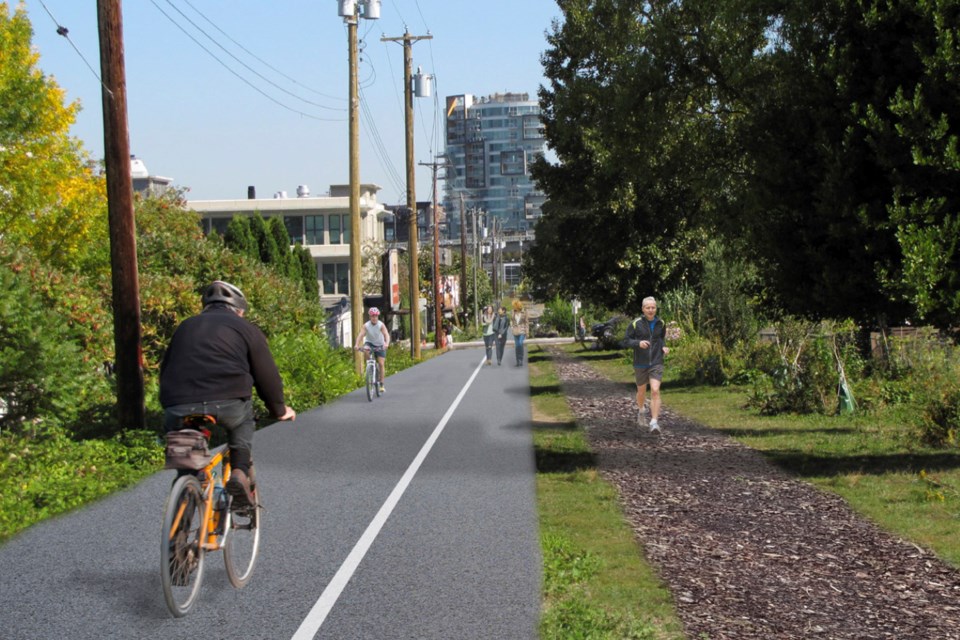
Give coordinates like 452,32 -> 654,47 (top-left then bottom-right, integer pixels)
0,2 -> 107,270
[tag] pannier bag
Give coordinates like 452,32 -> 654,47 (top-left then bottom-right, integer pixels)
164,429 -> 211,470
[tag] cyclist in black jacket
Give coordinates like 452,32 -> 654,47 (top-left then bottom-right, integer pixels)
160,281 -> 295,505
623,296 -> 670,433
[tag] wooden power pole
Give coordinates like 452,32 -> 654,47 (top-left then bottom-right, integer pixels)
97,0 -> 144,429
459,192 -> 467,327
420,159 -> 445,349
381,30 -> 431,358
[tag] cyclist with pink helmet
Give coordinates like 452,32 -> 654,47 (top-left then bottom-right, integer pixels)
354,306 -> 390,393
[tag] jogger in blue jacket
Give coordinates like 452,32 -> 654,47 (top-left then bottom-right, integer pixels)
622,296 -> 670,433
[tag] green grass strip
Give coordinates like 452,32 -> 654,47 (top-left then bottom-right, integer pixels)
528,345 -> 685,640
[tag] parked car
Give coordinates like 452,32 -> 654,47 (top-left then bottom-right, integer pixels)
591,315 -> 629,350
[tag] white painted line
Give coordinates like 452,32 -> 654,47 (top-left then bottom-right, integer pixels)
291,355 -> 487,640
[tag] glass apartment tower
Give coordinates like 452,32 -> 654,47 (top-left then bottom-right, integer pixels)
442,92 -> 546,238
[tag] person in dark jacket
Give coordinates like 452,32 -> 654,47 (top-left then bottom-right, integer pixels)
623,296 -> 669,433
491,305 -> 510,366
160,281 -> 295,505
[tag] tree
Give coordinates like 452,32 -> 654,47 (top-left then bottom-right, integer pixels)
0,3 -> 107,270
857,0 -> 960,328
224,215 -> 257,260
533,0 -> 960,328
296,244 -> 319,298
530,0 -> 742,314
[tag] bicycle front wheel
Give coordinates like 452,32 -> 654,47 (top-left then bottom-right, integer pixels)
366,363 -> 374,401
161,474 -> 206,617
224,490 -> 261,588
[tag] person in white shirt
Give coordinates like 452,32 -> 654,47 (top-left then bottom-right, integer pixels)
354,307 -> 391,392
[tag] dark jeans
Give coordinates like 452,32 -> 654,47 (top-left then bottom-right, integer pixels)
483,333 -> 495,361
163,398 -> 255,471
495,333 -> 508,364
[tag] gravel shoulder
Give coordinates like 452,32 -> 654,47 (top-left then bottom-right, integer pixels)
548,347 -> 960,640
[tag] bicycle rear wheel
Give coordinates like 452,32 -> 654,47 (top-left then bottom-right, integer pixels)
366,362 -> 374,401
223,491 -> 261,588
161,474 -> 206,617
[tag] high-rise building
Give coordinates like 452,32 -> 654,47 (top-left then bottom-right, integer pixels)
442,92 -> 546,239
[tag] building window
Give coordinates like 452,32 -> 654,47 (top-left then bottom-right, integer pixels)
284,216 -> 304,245
322,263 -> 350,295
341,215 -> 350,244
329,214 -> 341,244
501,149 -> 526,176
306,215 -> 324,244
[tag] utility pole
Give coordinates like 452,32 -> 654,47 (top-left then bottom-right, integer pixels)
491,217 -> 499,303
97,0 -> 144,429
472,207 -> 479,329
382,30 -> 431,359
420,159 -> 444,349
459,192 -> 467,327
340,0 -> 378,373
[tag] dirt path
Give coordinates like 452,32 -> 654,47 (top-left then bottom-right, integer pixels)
547,347 -> 960,639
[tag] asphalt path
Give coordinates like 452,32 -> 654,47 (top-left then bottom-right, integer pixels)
0,346 -> 540,639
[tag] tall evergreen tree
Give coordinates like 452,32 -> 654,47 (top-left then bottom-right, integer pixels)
224,215 -> 257,260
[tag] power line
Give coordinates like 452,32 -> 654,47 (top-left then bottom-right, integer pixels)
159,0 -> 344,112
146,0 -> 342,121
35,0 -> 112,96
359,84 -> 406,195
179,0 -> 344,102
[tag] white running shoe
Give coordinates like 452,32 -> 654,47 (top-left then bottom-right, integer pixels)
637,408 -> 647,427
649,418 -> 661,434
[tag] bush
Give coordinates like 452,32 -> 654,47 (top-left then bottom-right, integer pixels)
921,387 -> 960,447
0,426 -> 163,541
269,330 -> 359,410
0,258 -> 114,435
746,319 -> 859,415
540,296 -> 575,336
668,335 -> 728,385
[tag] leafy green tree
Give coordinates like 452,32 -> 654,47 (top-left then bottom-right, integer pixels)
533,0 -> 960,330
530,0 -> 737,314
856,0 -> 960,328
451,252 -> 492,324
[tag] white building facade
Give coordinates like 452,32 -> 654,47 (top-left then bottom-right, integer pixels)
189,184 -> 388,308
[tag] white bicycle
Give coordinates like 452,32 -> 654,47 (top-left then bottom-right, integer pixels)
359,346 -> 381,402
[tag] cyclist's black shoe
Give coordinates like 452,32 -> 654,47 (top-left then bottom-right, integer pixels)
226,469 -> 255,508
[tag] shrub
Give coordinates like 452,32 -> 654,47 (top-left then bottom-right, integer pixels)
540,295 -> 575,336
746,319 -> 859,415
668,334 -> 729,385
269,330 -> 359,410
0,258 -> 113,435
921,387 -> 960,447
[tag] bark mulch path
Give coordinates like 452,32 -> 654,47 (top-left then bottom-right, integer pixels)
546,347 -> 960,640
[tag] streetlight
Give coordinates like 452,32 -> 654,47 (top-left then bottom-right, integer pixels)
338,0 -> 379,373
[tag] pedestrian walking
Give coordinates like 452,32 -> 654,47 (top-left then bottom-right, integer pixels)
510,299 -> 529,366
623,296 -> 669,433
481,305 -> 496,365
492,305 -> 510,366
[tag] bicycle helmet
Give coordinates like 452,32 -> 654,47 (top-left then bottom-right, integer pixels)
201,280 -> 248,312
368,307 -> 380,316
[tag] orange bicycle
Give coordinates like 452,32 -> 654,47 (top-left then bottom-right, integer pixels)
160,415 -> 261,617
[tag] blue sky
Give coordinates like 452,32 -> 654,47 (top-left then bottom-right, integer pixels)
22,0 -> 562,202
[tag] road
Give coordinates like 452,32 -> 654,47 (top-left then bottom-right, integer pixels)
0,347 -> 540,639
